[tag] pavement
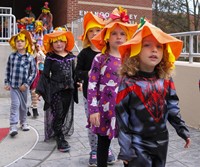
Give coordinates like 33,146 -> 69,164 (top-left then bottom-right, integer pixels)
0,93 -> 200,167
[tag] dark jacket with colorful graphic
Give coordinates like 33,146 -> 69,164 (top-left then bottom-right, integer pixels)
115,71 -> 190,162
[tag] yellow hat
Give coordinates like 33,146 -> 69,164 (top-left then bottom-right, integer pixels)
9,29 -> 34,54
35,20 -> 44,33
43,27 -> 75,52
91,7 -> 137,53
118,18 -> 183,63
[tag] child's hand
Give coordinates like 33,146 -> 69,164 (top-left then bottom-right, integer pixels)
37,95 -> 41,101
90,113 -> 100,127
4,85 -> 10,91
123,160 -> 128,164
77,82 -> 82,91
19,85 -> 27,92
88,70 -> 91,77
184,138 -> 191,148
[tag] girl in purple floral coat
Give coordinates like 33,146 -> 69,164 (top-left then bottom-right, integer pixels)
87,7 -> 137,167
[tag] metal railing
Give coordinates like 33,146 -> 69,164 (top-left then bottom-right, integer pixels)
0,7 -> 16,42
0,14 -> 17,42
171,31 -> 200,63
0,7 -> 12,14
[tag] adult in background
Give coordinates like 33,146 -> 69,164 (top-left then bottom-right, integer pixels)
37,2 -> 53,35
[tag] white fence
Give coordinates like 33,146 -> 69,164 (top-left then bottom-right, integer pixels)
0,7 -> 17,42
0,7 -> 12,14
171,31 -> 200,63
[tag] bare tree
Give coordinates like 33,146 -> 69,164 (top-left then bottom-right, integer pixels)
152,0 -> 200,32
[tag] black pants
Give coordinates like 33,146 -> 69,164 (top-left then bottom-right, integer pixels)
124,132 -> 168,167
52,89 -> 73,138
97,135 -> 111,167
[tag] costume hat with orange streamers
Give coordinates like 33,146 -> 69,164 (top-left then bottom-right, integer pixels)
43,27 -> 74,52
91,6 -> 137,53
118,18 -> 183,64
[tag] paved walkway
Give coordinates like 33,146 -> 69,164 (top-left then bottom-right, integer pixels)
0,94 -> 200,167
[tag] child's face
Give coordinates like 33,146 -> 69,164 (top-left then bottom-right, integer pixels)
108,25 -> 127,51
87,27 -> 101,42
15,39 -> 26,51
138,34 -> 163,72
52,40 -> 66,53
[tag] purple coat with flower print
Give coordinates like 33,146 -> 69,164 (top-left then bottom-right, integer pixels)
87,53 -> 121,139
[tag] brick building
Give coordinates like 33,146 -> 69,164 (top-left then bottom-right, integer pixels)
53,0 -> 152,27
0,0 -> 152,27
0,0 -> 152,51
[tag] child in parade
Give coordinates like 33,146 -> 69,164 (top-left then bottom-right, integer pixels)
25,6 -> 36,19
34,20 -> 44,46
36,27 -> 78,152
24,6 -> 35,33
4,30 -> 37,137
87,7 -> 137,167
115,18 -> 191,167
28,41 -> 46,118
37,1 -> 53,35
75,12 -> 105,166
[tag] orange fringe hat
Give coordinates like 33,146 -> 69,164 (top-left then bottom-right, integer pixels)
91,7 -> 137,53
118,18 -> 183,63
79,12 -> 105,43
43,27 -> 75,52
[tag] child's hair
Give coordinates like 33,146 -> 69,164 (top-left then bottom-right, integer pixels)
120,45 -> 174,79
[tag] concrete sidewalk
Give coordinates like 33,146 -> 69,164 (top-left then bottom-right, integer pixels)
0,94 -> 200,167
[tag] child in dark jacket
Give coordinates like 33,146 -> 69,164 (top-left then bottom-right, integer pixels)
36,27 -> 78,152
75,12 -> 105,166
115,18 -> 191,167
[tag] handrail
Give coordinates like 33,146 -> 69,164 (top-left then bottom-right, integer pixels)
0,7 -> 12,14
170,31 -> 200,63
0,14 -> 16,42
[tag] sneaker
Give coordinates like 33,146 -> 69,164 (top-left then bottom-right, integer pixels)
9,125 -> 18,137
88,150 -> 97,166
107,149 -> 116,165
21,123 -> 30,131
56,137 -> 70,152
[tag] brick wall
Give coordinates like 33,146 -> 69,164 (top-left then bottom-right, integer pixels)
52,0 -> 152,27
0,0 -> 152,27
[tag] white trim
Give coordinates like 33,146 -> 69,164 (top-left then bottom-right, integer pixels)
4,127 -> 39,167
